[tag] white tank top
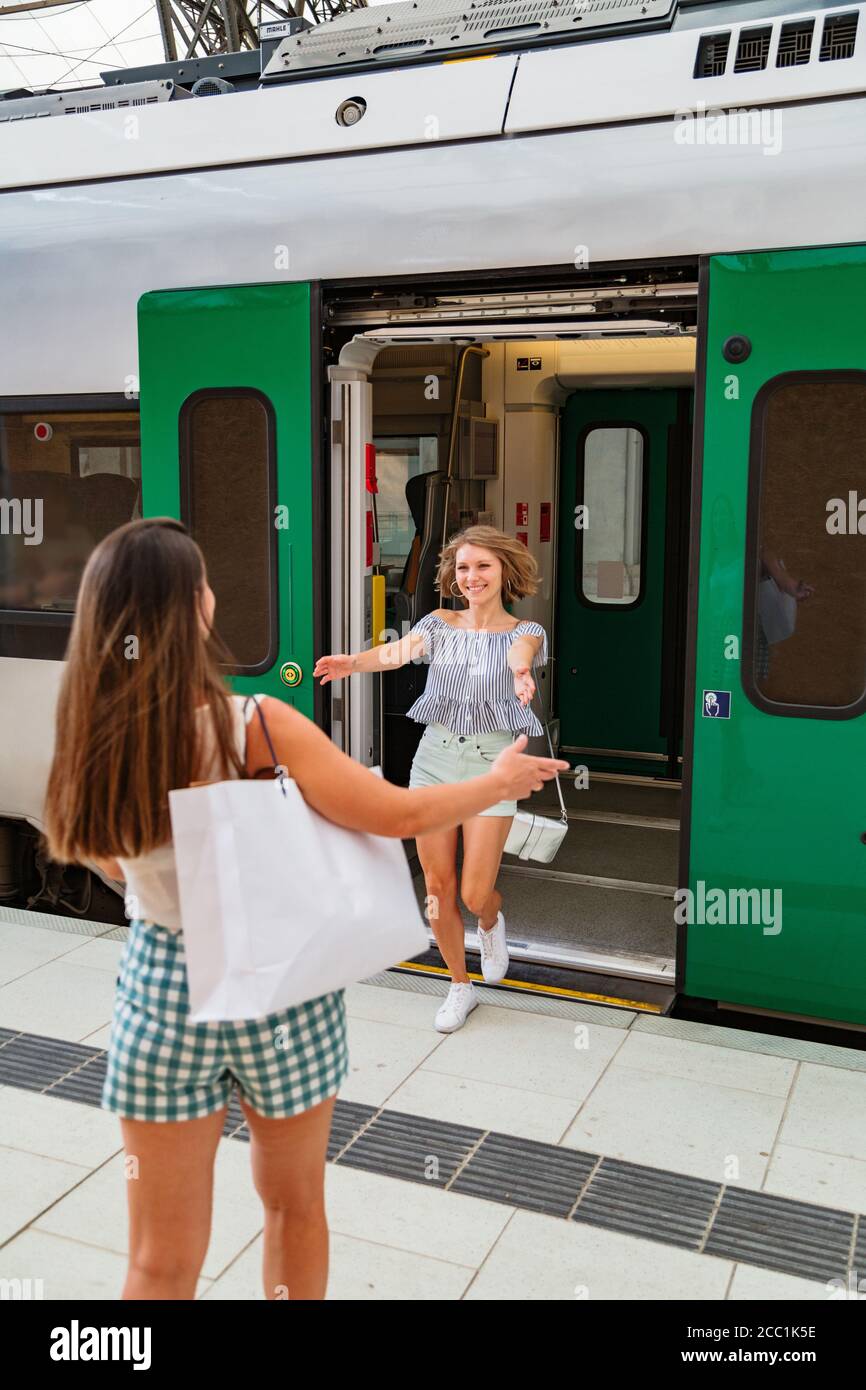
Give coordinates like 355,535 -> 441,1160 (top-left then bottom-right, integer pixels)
117,694 -> 262,933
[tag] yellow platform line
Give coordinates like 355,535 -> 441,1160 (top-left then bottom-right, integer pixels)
393,959 -> 663,1013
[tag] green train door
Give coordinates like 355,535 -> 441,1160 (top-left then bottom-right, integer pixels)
685,246 -> 866,1025
557,388 -> 691,777
137,283 -> 321,718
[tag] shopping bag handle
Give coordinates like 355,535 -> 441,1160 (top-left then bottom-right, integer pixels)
243,696 -> 288,797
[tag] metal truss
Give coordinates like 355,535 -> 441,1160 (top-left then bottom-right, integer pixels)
153,1 -> 369,60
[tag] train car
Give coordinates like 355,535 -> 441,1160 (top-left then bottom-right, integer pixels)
1,0 -> 865,1030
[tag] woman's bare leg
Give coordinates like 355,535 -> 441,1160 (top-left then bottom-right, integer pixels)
459,815 -> 513,931
414,827 -> 468,981
241,1093 -> 336,1301
120,1107 -> 226,1300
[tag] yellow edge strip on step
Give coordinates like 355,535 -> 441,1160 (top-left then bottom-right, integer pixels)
394,960 -> 663,1012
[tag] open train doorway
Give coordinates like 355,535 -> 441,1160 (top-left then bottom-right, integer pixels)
325,266 -> 698,1010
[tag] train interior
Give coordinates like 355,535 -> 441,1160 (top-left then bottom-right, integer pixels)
327,266 -> 699,1008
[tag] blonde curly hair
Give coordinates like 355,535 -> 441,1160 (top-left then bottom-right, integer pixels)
436,525 -> 539,606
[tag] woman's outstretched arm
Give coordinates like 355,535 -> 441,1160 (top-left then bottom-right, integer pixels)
313,623 -> 428,683
246,697 -> 568,840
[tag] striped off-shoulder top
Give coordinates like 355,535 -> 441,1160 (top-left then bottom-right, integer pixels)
406,611 -> 548,736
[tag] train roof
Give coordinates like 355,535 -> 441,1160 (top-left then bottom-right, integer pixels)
0,0 -> 862,192
1,0 -> 860,101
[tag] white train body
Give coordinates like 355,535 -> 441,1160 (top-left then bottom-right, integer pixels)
1,0 -> 865,835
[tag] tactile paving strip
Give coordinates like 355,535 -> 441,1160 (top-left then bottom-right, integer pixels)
45,1053 -> 109,1106
704,1187 -> 855,1283
327,1101 -> 378,1161
853,1216 -> 866,1280
450,1131 -> 597,1217
337,1109 -> 483,1187
0,1030 -> 95,1093
574,1157 -> 719,1249
2,1026 -> 865,1285
222,1094 -> 248,1140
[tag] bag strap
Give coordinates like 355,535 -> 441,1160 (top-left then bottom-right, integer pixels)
529,685 -> 568,825
243,695 -> 288,796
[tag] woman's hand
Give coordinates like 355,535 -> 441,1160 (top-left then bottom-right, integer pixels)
788,577 -> 815,602
490,734 -> 569,802
513,666 -> 535,706
763,551 -> 815,603
313,653 -> 355,685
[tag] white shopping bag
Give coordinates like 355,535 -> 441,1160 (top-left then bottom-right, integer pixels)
169,774 -> 428,1022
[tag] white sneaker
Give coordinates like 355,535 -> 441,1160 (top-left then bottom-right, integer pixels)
477,911 -> 509,985
434,982 -> 478,1033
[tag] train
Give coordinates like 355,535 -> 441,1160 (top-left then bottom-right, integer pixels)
1,0 -> 865,1030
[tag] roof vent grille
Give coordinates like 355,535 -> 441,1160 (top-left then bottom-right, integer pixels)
776,18 -> 814,67
820,10 -> 858,61
733,25 -> 771,73
694,31 -> 730,78
190,76 -> 234,96
0,78 -> 182,123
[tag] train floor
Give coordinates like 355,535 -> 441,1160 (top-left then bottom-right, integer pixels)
410,773 -> 681,1005
2,905 -> 866,1300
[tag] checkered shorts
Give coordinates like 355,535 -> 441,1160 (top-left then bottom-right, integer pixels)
102,919 -> 349,1123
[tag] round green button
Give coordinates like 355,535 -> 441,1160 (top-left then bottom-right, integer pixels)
280,661 -> 302,688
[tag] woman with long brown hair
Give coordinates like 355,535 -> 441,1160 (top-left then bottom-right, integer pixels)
43,517 -> 565,1302
315,525 -> 548,1034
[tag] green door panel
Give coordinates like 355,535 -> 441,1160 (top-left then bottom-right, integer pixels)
137,283 -> 316,716
557,388 -> 680,771
686,246 -> 866,1024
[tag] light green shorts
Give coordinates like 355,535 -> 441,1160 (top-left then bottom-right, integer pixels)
408,723 -> 517,817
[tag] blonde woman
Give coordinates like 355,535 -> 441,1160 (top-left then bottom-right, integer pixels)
314,526 -> 548,1033
43,518 -> 565,1301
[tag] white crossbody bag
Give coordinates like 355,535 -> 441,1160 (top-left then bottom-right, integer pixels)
503,704 -> 569,864
758,575 -> 797,645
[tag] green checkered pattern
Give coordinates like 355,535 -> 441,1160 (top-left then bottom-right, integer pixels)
102,919 -> 348,1123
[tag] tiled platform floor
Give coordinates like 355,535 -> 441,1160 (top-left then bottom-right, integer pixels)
1,913 -> 865,1300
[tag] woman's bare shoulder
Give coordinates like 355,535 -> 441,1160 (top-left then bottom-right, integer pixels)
253,696 -> 314,737
244,697 -> 324,775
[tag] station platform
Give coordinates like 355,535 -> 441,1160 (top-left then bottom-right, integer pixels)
1,907 -> 865,1302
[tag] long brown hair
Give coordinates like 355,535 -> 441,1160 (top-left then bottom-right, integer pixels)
436,524 -> 539,605
44,518 -> 243,863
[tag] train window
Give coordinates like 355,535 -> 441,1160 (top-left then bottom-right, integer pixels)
577,425 -> 646,607
745,372 -> 866,717
0,405 -> 141,658
179,389 -> 277,673
373,433 -> 438,571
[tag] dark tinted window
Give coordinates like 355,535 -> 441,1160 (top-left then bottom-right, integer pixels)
747,374 -> 866,714
180,390 -> 277,672
0,408 -> 140,617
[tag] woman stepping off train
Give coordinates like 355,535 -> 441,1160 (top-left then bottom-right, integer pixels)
314,525 -> 548,1033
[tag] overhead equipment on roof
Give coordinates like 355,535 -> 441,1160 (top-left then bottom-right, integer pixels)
261,0 -> 675,81
0,79 -> 186,123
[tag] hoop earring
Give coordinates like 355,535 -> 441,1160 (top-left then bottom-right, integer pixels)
449,581 -> 462,597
